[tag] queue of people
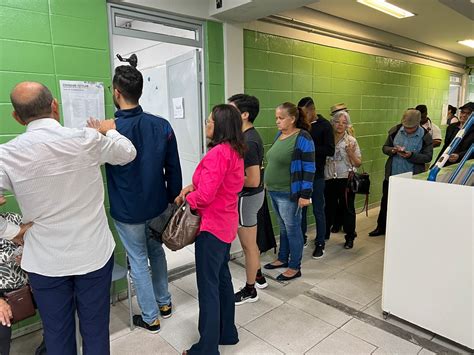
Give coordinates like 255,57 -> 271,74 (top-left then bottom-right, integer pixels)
0,62 -> 472,355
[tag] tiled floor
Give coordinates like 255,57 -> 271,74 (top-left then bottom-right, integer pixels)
11,208 -> 472,354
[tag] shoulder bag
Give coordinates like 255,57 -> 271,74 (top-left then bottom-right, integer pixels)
162,201 -> 201,251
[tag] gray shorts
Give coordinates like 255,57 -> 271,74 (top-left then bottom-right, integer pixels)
238,190 -> 265,227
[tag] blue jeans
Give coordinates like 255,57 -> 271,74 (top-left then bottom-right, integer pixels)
114,219 -> 171,324
301,177 -> 326,246
268,191 -> 303,270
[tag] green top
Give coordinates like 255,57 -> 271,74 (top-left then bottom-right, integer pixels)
264,133 -> 298,192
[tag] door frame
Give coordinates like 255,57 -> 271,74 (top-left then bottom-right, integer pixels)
106,3 -> 207,157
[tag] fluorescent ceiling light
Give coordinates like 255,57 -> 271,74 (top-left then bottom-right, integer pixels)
458,39 -> 474,48
357,0 -> 415,19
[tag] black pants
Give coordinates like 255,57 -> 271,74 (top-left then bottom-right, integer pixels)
375,179 -> 389,232
0,324 -> 11,355
189,232 -> 238,355
324,178 -> 356,240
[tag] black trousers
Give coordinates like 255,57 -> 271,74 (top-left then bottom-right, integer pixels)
324,178 -> 356,240
0,324 -> 11,355
189,232 -> 238,355
375,179 -> 389,232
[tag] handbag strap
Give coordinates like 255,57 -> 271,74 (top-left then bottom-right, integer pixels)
345,187 -> 369,217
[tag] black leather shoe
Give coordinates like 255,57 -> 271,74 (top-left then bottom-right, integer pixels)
264,262 -> 288,270
368,228 -> 385,237
276,270 -> 302,281
344,240 -> 354,249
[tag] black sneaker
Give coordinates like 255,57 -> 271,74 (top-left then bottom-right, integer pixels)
133,315 -> 161,333
312,244 -> 324,259
235,287 -> 258,305
255,275 -> 268,289
303,235 -> 308,247
159,303 -> 172,319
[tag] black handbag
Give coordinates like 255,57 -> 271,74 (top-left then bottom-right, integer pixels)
149,203 -> 179,242
346,169 -> 371,216
347,170 -> 370,195
256,190 -> 277,254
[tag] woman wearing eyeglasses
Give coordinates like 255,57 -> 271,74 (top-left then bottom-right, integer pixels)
324,111 -> 362,249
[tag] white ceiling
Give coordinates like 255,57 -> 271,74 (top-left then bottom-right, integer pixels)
305,0 -> 474,57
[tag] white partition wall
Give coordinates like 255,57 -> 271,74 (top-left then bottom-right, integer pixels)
382,173 -> 474,349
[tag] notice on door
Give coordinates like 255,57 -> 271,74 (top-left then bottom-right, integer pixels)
172,97 -> 184,119
60,80 -> 105,128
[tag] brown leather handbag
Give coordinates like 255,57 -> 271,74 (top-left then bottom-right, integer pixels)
162,201 -> 201,251
4,285 -> 36,323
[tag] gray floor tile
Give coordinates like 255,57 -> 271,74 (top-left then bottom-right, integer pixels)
110,331 -> 178,354
417,348 -> 436,355
310,285 -> 366,310
234,289 -> 283,326
287,294 -> 352,328
299,258 -> 342,286
158,303 -> 200,352
362,299 -> 434,340
316,271 -> 382,306
220,328 -> 283,355
305,329 -> 377,354
344,257 -> 384,282
342,319 -> 422,354
431,335 -> 473,354
245,303 -> 336,354
172,273 -> 198,299
263,278 -> 315,302
110,302 -> 133,340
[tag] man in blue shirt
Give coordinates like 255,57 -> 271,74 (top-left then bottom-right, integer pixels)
105,65 -> 182,332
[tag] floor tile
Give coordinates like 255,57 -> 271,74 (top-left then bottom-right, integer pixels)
342,319 -> 422,354
287,294 -> 352,328
299,258 -> 342,286
172,273 -> 198,299
418,348 -> 436,355
310,285 -> 366,310
234,289 -> 283,326
245,303 -> 336,354
362,299 -> 434,340
305,329 -> 376,354
344,257 -> 384,282
431,335 -> 473,355
264,278 -> 315,302
316,271 -> 382,306
158,303 -> 200,352
110,330 -> 178,354
220,328 -> 283,355
110,302 -> 133,340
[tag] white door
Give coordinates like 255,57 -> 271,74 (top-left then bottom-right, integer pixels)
166,49 -> 203,186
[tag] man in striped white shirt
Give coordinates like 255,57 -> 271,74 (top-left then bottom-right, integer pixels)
0,82 -> 136,355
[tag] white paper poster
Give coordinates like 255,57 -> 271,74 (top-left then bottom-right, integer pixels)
60,80 -> 105,128
172,97 -> 184,119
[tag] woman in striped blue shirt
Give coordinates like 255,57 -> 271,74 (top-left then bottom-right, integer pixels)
263,102 -> 315,281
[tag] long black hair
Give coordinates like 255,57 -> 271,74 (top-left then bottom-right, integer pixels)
208,104 -> 246,158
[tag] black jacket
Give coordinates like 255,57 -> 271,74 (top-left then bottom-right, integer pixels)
437,122 -> 474,166
308,114 -> 335,179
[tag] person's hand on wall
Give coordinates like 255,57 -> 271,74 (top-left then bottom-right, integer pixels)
0,298 -> 12,327
11,222 -> 33,246
87,118 -> 116,135
448,153 -> 459,163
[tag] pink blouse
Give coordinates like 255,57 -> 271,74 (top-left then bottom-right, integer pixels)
186,143 -> 244,244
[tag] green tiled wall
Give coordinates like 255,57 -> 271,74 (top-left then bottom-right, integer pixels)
0,0 -> 115,332
205,21 -> 225,114
243,30 -> 449,230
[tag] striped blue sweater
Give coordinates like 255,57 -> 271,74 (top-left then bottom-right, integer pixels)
274,130 -> 316,201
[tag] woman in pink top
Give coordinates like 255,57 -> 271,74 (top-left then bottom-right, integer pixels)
176,104 -> 245,355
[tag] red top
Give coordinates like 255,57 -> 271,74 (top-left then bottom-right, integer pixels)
186,143 -> 244,243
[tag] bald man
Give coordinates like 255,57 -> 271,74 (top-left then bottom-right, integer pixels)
0,82 -> 136,355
